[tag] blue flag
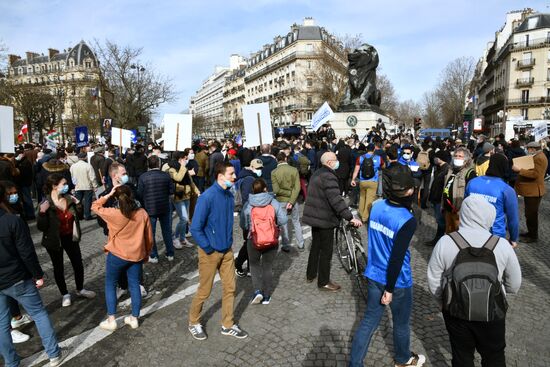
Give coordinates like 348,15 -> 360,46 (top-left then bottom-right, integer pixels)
75,126 -> 88,148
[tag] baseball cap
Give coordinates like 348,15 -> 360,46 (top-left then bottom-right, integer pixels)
250,159 -> 263,169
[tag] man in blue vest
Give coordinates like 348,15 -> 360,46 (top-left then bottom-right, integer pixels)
350,143 -> 383,223
349,164 -> 426,367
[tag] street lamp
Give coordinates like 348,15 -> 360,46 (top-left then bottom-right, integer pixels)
131,64 -> 146,127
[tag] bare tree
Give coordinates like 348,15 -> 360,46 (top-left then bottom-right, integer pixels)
436,56 -> 475,128
421,90 -> 442,128
378,73 -> 398,117
395,99 -> 422,128
94,40 -> 176,129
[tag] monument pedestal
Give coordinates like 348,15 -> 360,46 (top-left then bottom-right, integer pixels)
330,110 -> 390,139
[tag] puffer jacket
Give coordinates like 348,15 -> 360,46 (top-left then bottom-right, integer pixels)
137,169 -> 173,216
303,166 -> 353,228
36,194 -> 83,251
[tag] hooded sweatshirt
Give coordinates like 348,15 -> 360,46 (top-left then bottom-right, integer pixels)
427,196 -> 522,303
242,192 -> 288,231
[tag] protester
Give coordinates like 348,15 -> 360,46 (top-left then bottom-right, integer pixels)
90,145 -> 106,186
425,151 -> 451,246
505,139 -> 525,188
351,143 -> 383,223
259,144 -> 277,192
69,152 -> 98,220
207,141 -> 224,185
512,141 -> 548,243
427,196 -> 521,367
474,142 -> 494,177
242,178 -> 287,304
303,152 -> 362,291
349,164 -> 425,367
188,162 -> 248,340
13,148 -> 35,219
93,185 -> 153,331
37,173 -> 96,306
194,144 -> 209,192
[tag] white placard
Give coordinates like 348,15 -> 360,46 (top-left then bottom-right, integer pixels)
0,106 -> 15,153
505,121 -> 515,141
87,151 -> 94,164
473,118 -> 483,131
311,102 -> 334,132
533,120 -> 549,142
111,127 -> 132,148
163,114 -> 192,151
242,103 -> 273,147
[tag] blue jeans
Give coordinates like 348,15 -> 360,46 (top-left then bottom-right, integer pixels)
75,190 -> 93,219
19,186 -> 35,219
173,200 -> 190,241
0,279 -> 60,366
105,253 -> 142,317
279,201 -> 304,248
149,212 -> 174,258
349,279 -> 413,366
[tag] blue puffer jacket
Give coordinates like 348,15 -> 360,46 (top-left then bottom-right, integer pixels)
137,169 -> 173,216
191,182 -> 234,254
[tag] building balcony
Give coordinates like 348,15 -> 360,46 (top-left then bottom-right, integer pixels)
506,96 -> 550,106
517,58 -> 535,69
285,103 -> 313,111
516,77 -> 534,88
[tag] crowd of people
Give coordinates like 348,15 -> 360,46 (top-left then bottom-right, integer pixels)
0,121 -> 546,366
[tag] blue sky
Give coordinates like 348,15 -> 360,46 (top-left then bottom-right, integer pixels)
0,0 -> 546,121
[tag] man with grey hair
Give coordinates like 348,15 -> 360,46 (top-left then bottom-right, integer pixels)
303,152 -> 362,291
441,147 -> 476,233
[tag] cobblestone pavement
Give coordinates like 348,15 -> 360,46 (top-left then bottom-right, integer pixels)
8,192 -> 550,367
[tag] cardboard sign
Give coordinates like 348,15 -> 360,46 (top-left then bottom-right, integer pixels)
242,103 -> 273,147
75,126 -> 89,148
513,155 -> 534,170
533,120 -> 549,142
163,114 -> 192,151
0,106 -> 15,153
311,102 -> 334,132
111,127 -> 132,148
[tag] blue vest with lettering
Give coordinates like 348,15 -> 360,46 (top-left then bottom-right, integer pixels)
365,199 -> 414,288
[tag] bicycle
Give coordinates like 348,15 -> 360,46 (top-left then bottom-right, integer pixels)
335,219 -> 368,301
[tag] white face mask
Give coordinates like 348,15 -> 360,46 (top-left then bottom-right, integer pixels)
188,153 -> 195,160
453,158 -> 465,167
254,169 -> 262,177
402,153 -> 411,160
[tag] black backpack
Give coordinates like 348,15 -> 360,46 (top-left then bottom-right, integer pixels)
360,154 -> 375,180
442,232 -> 508,322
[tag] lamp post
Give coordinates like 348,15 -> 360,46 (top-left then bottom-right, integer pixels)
131,64 -> 145,127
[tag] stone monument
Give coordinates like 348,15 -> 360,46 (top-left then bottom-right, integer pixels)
330,43 -> 390,138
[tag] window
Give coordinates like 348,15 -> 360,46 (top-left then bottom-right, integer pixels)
308,61 -> 311,69
525,34 -> 529,47
307,112 -> 313,120
547,88 -> 550,98
307,78 -> 313,87
521,108 -> 528,120
547,68 -> 550,81
521,90 -> 529,103
85,61 -> 92,68
306,43 -> 313,52
307,95 -> 312,106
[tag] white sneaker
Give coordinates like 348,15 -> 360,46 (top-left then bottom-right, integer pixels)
173,238 -> 183,250
76,289 -> 96,299
140,285 -> 148,297
167,255 -> 174,262
124,316 -> 139,329
11,314 -> 33,329
11,329 -> 30,343
185,232 -> 192,238
99,318 -> 117,331
181,239 -> 194,248
62,294 -> 71,307
148,256 -> 159,264
116,287 -> 127,300
395,352 -> 426,367
49,349 -> 68,367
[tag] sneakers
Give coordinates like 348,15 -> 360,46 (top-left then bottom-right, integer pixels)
181,239 -> 194,248
251,290 -> 263,305
62,294 -> 71,307
221,324 -> 248,339
148,256 -> 159,264
124,316 -> 139,329
140,285 -> 148,297
235,268 -> 246,278
11,329 -> 30,343
11,314 -> 33,329
76,289 -> 96,299
116,287 -> 127,300
261,295 -> 271,305
99,318 -> 117,332
167,255 -> 174,262
185,232 -> 192,238
395,352 -> 426,367
188,323 -> 207,340
281,246 -> 291,253
173,238 -> 183,250
49,349 -> 68,367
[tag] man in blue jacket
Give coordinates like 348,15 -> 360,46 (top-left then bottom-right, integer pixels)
465,153 -> 519,247
188,162 -> 248,341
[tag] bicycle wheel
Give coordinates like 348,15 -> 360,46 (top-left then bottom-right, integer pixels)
335,226 -> 353,273
354,248 -> 368,301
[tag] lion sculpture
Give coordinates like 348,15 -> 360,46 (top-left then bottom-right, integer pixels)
340,43 -> 382,110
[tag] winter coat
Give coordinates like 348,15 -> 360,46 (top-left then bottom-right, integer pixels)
243,192 -> 288,231
90,153 -> 105,186
69,160 -> 97,191
15,156 -> 33,187
37,160 -> 73,194
36,194 -> 83,251
271,163 -> 300,204
259,155 -> 277,192
208,150 -> 224,183
137,169 -> 174,216
162,162 -> 200,202
303,166 -> 353,228
195,150 -> 209,178
429,163 -> 450,204
515,151 -> 548,197
335,144 -> 353,179
506,147 -> 526,183
126,152 -> 148,178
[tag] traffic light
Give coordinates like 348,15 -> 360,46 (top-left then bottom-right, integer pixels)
414,117 -> 422,131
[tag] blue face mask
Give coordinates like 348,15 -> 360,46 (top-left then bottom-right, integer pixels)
254,169 -> 262,177
332,161 -> 340,170
224,180 -> 233,189
120,174 -> 129,185
8,194 -> 18,204
59,184 -> 69,195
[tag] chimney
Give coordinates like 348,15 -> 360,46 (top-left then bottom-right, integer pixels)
303,17 -> 315,26
48,48 -> 59,59
8,54 -> 21,66
25,52 -> 39,61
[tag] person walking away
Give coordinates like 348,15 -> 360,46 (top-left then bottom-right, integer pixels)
512,141 -> 548,243
126,144 -> 148,185
427,196 -> 521,367
349,164 -> 425,367
259,144 -> 277,192
138,155 -> 174,262
36,173 -> 95,307
90,145 -> 106,187
416,141 -> 433,209
465,153 -> 519,247
243,178 -> 288,304
303,152 -> 362,291
442,147 -> 476,233
188,162 -> 248,340
93,185 -> 153,331
292,143 -> 311,199
474,142 -> 494,177
13,149 -> 35,220
272,152 -> 303,252
351,143 -> 383,223
424,151 -> 451,246
69,152 -> 98,220
334,140 -> 352,196
505,139 -> 525,188
194,145 -> 209,193
228,149 -> 241,177
207,141 -> 224,186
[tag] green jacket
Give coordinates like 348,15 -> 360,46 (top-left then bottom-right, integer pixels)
271,163 -> 300,204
